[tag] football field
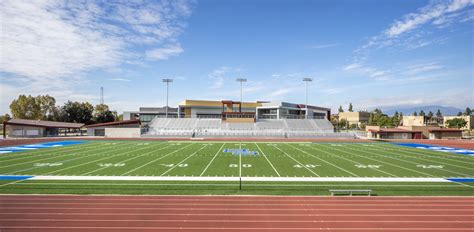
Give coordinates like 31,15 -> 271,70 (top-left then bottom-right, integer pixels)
1,140 -> 473,196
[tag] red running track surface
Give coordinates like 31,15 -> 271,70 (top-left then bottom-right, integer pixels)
0,195 -> 473,232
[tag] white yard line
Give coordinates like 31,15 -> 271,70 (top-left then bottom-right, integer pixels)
272,145 -> 320,177
382,144 -> 474,161
286,144 -> 357,177
0,143 -> 115,169
81,144 -> 171,176
255,143 -> 280,177
346,145 -> 472,177
317,144 -> 436,177
3,143 -> 132,175
0,143 -> 98,163
160,145 -> 208,176
199,143 -> 225,177
43,143 -> 162,175
374,145 -> 474,168
307,145 -> 397,177
120,143 -> 194,176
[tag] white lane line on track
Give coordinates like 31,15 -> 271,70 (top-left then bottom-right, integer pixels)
2,207 -> 472,211
3,202 -> 472,207
0,219 -> 472,223
0,226 -> 471,231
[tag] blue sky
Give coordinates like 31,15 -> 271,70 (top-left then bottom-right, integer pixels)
1,0 -> 473,115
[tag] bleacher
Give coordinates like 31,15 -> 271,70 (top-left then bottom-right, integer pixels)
143,118 -> 355,138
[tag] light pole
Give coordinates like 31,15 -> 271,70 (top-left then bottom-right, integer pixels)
235,78 -> 246,190
236,78 -> 247,104
162,78 -> 173,118
303,78 -> 312,119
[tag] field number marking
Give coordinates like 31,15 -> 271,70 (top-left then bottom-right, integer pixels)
98,163 -> 125,167
293,164 -> 320,168
355,164 -> 381,169
417,165 -> 444,169
34,163 -> 62,167
229,164 -> 252,168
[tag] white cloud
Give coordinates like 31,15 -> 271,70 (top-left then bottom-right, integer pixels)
306,43 -> 340,49
108,78 -> 131,82
0,0 -> 193,114
208,67 -> 242,89
342,63 -> 362,71
385,0 -> 473,37
146,44 -> 184,60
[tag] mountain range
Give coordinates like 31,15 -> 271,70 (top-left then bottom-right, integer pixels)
380,105 -> 466,116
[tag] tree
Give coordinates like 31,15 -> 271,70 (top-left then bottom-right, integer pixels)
9,95 -> 42,119
338,119 -> 348,129
436,109 -> 442,118
0,114 -> 11,124
93,104 -> 116,123
413,111 -> 418,116
36,95 -> 58,120
445,118 -> 467,129
465,107 -> 472,116
457,112 -> 463,116
348,103 -> 353,112
338,105 -> 344,113
419,110 -> 425,116
61,101 -> 94,124
427,111 -> 433,117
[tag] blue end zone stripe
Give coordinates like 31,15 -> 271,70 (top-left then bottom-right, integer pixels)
0,140 -> 86,154
0,175 -> 34,180
447,178 -> 474,183
392,143 -> 474,156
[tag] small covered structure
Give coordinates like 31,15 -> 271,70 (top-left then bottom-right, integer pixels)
367,128 -> 423,140
3,119 -> 84,138
85,119 -> 141,138
428,128 -> 462,140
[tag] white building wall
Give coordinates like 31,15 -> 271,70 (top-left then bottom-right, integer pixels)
105,128 -> 140,138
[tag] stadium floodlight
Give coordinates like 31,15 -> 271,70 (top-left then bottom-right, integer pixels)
236,78 -> 247,105
303,78 -> 313,119
235,77 -> 247,190
162,78 -> 173,118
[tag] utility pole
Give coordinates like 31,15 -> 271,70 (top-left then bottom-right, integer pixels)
162,79 -> 173,118
303,78 -> 313,119
100,87 -> 104,105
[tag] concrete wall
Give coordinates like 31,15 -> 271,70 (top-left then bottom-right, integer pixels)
402,116 -> 425,126
105,128 -> 140,138
429,131 -> 462,140
443,115 -> 473,130
338,112 -> 370,125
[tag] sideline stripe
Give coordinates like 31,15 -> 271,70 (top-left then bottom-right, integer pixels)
2,175 -> 451,182
0,175 -> 33,180
447,178 -> 474,183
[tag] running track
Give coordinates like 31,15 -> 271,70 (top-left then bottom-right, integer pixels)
0,195 -> 473,231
